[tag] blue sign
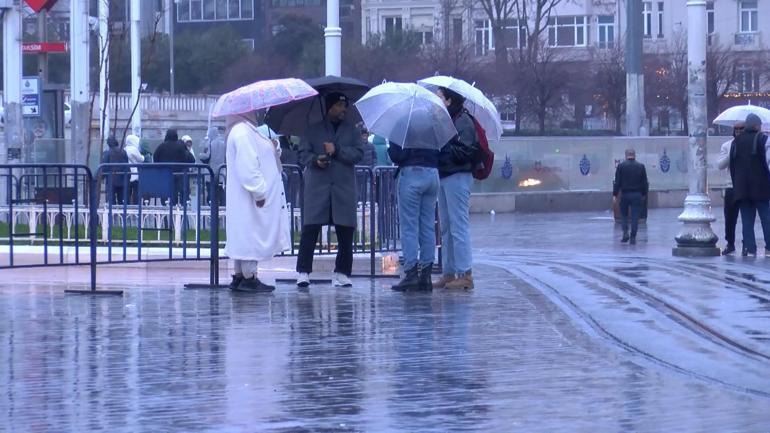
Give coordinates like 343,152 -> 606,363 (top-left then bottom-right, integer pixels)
21,77 -> 41,117
501,155 -> 513,179
579,154 -> 591,176
660,149 -> 671,173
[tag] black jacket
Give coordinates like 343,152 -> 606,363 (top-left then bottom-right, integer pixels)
438,112 -> 479,178
387,144 -> 439,168
613,159 -> 649,197
153,139 -> 195,172
730,131 -> 770,202
102,147 -> 129,187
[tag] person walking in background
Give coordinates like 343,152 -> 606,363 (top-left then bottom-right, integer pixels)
101,136 -> 129,205
154,129 -> 195,206
717,122 -> 745,255
295,92 -> 364,288
435,87 -> 479,290
224,112 -> 291,292
729,113 -> 770,257
613,149 -> 649,245
201,126 -> 227,205
124,134 -> 145,204
387,122 -> 440,292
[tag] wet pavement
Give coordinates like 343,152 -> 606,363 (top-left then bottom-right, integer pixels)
2,208 -> 770,432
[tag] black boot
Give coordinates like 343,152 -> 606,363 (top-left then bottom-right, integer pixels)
234,277 -> 276,293
621,233 -> 630,243
391,266 -> 420,292
229,274 -> 244,291
418,264 -> 434,292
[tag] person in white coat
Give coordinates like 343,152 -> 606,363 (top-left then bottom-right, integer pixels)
717,122 -> 744,255
224,113 -> 291,292
125,134 -> 146,204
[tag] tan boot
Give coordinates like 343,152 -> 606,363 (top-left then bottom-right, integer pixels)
433,274 -> 456,289
445,272 -> 474,290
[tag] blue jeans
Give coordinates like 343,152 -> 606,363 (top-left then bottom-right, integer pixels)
398,167 -> 440,270
739,200 -> 770,253
620,191 -> 643,237
438,172 -> 473,276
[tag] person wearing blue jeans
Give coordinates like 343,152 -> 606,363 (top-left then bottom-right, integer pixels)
435,87 -> 479,290
729,113 -> 770,257
388,143 -> 440,292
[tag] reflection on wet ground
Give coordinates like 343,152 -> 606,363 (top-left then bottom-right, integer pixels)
1,208 -> 770,432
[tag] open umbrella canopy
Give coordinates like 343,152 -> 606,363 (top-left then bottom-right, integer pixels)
418,75 -> 503,142
713,104 -> 770,128
356,82 -> 457,150
211,78 -> 318,118
265,76 -> 370,136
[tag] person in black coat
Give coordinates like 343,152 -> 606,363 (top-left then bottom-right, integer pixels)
729,113 -> 770,257
101,136 -> 129,205
154,129 -> 195,206
613,148 -> 649,244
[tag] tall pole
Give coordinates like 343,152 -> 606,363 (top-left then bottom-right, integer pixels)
168,0 -> 175,95
99,0 -> 111,142
2,4 -> 23,168
325,0 -> 342,76
70,0 -> 91,165
130,0 -> 142,136
37,10 -> 49,83
673,0 -> 719,257
625,0 -> 644,136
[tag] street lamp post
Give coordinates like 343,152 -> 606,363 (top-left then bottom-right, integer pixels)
673,0 -> 719,257
325,0 -> 342,76
130,0 -> 142,136
168,0 -> 175,95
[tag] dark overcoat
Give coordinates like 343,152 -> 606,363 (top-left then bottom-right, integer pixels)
730,131 -> 770,202
298,119 -> 364,227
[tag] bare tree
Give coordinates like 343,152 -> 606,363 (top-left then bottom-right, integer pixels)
522,45 -> 568,134
593,44 -> 626,134
477,0 -> 517,68
643,34 -> 687,134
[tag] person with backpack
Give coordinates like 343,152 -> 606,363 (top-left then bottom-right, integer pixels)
435,87 -> 479,290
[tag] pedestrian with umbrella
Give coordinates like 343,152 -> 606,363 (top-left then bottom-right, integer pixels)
211,78 -> 317,292
418,76 -> 503,290
264,76 -> 370,288
357,82 -> 458,292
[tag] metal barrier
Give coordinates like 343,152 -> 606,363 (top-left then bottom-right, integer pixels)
0,161 -> 401,294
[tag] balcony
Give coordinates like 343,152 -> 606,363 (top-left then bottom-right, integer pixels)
734,32 -> 760,48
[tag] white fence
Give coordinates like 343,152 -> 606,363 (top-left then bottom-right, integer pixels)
1,91 -> 219,113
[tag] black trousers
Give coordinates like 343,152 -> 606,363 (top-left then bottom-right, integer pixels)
620,191 -> 643,237
724,188 -> 740,245
297,224 -> 355,276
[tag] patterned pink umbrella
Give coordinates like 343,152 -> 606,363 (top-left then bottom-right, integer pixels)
211,78 -> 318,118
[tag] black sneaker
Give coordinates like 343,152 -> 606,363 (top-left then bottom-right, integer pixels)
229,274 -> 244,291
629,237 -> 637,245
234,277 -> 276,293
742,248 -> 757,257
621,234 -> 630,243
722,244 -> 736,256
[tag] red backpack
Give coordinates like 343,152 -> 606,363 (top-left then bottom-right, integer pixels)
466,113 -> 495,180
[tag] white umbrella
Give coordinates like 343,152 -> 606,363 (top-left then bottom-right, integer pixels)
355,82 -> 457,150
418,75 -> 503,142
713,104 -> 770,128
256,124 -> 281,139
211,78 -> 318,118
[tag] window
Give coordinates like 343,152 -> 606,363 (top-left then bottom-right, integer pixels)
177,0 -> 254,22
417,30 -> 434,45
475,19 -> 492,56
548,16 -> 587,47
656,2 -> 664,38
241,38 -> 255,51
643,1 -> 652,38
736,66 -> 760,92
498,19 -> 527,49
453,18 -> 463,45
384,16 -> 403,34
740,1 -> 758,33
707,1 -> 714,34
598,15 -> 614,49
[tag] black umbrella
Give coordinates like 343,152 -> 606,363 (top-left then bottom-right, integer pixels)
265,76 -> 370,137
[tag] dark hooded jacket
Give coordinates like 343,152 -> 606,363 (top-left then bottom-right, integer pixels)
438,111 -> 479,178
730,114 -> 770,202
102,136 -> 129,187
154,129 -> 195,171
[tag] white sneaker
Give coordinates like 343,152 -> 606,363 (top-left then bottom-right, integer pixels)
333,273 -> 353,287
296,273 -> 311,287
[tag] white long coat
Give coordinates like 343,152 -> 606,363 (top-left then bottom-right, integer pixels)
224,120 -> 291,262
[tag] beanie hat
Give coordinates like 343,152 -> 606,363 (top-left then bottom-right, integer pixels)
324,92 -> 348,112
